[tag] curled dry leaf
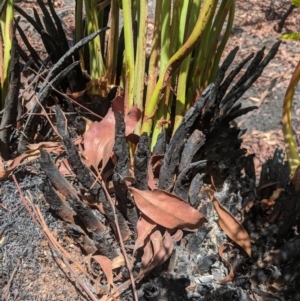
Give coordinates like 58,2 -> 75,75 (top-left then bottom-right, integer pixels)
140,230 -> 174,277
27,141 -> 63,153
148,155 -> 164,190
261,188 -> 284,210
0,150 -> 40,180
67,87 -> 86,100
129,187 -> 207,232
140,238 -> 153,275
83,96 -> 141,170
170,229 -> 184,242
216,243 -> 235,284
207,189 -> 252,257
92,255 -> 114,288
28,137 -> 83,153
140,230 -> 163,276
133,214 -> 157,255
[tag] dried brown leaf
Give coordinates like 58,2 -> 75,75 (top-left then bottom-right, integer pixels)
83,96 -> 141,170
92,255 -> 114,288
170,229 -> 184,242
147,155 -> 164,190
27,141 -> 63,152
150,229 -> 163,256
0,150 -> 40,180
129,188 -> 207,231
140,237 -> 153,273
112,254 -> 125,270
216,243 -> 234,284
133,214 -> 157,255
140,230 -> 174,277
67,87 -> 86,100
208,189 -> 252,257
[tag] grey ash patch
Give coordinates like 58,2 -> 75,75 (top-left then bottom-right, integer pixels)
0,173 -> 61,300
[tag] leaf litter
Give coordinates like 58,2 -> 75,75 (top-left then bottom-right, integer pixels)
2,3 -> 300,299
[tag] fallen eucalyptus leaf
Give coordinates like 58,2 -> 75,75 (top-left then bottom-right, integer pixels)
129,187 -> 207,231
208,189 -> 252,257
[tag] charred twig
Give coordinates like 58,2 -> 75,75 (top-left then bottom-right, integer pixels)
216,52 -> 254,105
179,130 -> 205,173
113,111 -> 138,225
101,182 -> 139,301
40,179 -> 76,223
17,28 -> 108,153
188,173 -> 205,208
93,231 -> 118,259
274,4 -> 295,33
39,148 -> 78,197
173,160 -> 207,201
18,62 -> 80,153
159,84 -> 213,190
67,195 -> 106,232
16,22 -> 43,66
35,206 -> 103,301
56,106 -> 104,199
153,129 -> 168,154
134,133 -> 150,190
220,41 -> 281,114
67,225 -> 97,255
55,106 -> 130,240
13,175 -> 107,296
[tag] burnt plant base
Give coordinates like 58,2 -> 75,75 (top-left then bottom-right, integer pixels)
1,149 -> 300,301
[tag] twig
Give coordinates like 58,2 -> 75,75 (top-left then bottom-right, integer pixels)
28,66 -> 103,120
3,262 -> 19,301
13,179 -> 109,300
101,181 -> 139,301
34,205 -> 111,300
62,257 -> 99,301
0,203 -> 8,211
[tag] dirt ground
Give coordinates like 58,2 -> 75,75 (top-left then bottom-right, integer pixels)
1,0 -> 300,300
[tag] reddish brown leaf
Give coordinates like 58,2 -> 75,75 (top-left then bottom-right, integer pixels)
141,230 -> 174,277
67,87 -> 86,100
83,109 -> 115,169
83,96 -> 141,170
112,254 -> 125,270
208,189 -> 252,257
170,229 -> 184,242
140,237 -> 153,273
123,106 -> 141,136
147,155 -> 164,190
129,187 -> 207,231
92,255 -> 114,287
133,214 -> 157,255
0,150 -> 40,180
28,141 -> 63,153
216,243 -> 234,284
150,229 -> 163,256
